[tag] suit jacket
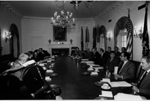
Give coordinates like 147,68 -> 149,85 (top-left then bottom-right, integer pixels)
118,60 -> 135,80
104,57 -> 119,73
99,52 -> 109,66
138,70 -> 150,99
91,51 -> 101,64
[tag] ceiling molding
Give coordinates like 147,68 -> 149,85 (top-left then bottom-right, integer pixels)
97,1 -> 124,18
0,1 -> 23,18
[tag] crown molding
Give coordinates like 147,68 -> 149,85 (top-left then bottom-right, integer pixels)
0,1 -> 23,18
96,1 -> 124,19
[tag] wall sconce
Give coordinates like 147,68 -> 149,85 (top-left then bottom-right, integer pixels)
48,39 -> 51,44
134,26 -> 143,39
70,39 -> 73,44
106,31 -> 112,41
5,31 -> 12,42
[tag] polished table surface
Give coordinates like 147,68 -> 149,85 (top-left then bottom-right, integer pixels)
49,56 -> 105,99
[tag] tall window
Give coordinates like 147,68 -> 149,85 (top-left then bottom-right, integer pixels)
100,34 -> 104,49
121,35 -> 127,47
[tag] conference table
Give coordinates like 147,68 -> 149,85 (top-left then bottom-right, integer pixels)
49,56 -> 105,99
49,56 -> 135,99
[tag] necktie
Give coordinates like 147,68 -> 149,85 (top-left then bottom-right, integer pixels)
118,62 -> 124,74
137,71 -> 147,87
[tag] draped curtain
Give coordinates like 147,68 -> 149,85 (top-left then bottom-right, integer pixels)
114,16 -> 133,59
85,26 -> 90,49
81,26 -> 84,51
93,26 -> 97,49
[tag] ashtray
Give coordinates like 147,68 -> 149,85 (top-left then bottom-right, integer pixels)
101,83 -> 110,90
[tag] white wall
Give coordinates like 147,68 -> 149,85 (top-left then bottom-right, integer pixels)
94,1 -> 150,61
0,3 -> 21,55
21,17 -> 95,53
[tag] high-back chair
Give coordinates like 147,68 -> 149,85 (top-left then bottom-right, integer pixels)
22,64 -> 61,99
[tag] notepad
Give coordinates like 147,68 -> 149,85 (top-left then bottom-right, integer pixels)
45,76 -> 51,81
46,70 -> 54,73
86,61 -> 94,64
114,93 -> 146,100
111,81 -> 132,87
81,59 -> 89,61
87,67 -> 94,71
91,72 -> 98,76
99,91 -> 113,98
93,66 -> 103,69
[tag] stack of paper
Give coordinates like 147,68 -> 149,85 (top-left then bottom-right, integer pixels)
99,91 -> 113,98
93,66 -> 103,69
46,69 -> 54,73
114,93 -> 146,100
110,81 -> 132,87
86,61 -> 94,64
45,76 -> 51,81
91,72 -> 98,76
81,59 -> 88,61
87,67 -> 94,71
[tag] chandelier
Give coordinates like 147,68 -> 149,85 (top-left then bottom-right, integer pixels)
51,10 -> 75,28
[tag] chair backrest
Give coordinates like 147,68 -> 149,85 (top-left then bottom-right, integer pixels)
131,60 -> 141,80
22,64 -> 45,93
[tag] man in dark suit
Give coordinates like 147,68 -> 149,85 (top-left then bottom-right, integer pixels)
132,55 -> 150,99
99,48 -> 109,66
112,52 -> 135,81
91,48 -> 100,64
104,51 -> 119,73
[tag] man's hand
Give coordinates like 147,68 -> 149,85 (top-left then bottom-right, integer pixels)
132,86 -> 139,93
114,74 -> 123,80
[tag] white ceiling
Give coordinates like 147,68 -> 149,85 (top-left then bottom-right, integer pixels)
5,1 -> 117,18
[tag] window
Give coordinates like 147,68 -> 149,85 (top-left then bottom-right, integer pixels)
100,34 -> 104,49
121,35 -> 127,47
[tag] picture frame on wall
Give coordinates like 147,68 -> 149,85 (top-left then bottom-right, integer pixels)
53,26 -> 67,41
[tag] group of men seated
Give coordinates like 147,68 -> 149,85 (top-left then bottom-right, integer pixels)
72,46 -> 150,99
0,48 -> 61,99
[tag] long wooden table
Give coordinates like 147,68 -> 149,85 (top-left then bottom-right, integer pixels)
49,56 -> 106,99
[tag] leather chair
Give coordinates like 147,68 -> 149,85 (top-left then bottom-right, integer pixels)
71,47 -> 78,56
22,64 -> 61,99
131,60 -> 141,83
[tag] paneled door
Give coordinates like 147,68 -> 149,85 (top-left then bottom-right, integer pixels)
30,36 -> 44,51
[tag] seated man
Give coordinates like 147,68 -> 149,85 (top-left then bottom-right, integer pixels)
99,48 -> 109,66
90,48 -> 101,64
72,47 -> 82,58
104,51 -> 119,73
132,55 -> 150,99
110,52 -> 135,81
5,53 -> 29,81
83,48 -> 92,59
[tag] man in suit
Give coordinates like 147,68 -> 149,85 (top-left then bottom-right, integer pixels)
91,48 -> 100,64
112,52 -> 135,81
104,51 -> 119,73
132,55 -> 150,99
99,48 -> 109,66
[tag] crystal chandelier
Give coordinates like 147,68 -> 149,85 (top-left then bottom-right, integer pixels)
51,10 -> 75,28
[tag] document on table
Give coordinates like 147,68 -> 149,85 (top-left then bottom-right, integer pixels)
86,61 -> 94,64
81,59 -> 89,61
111,81 -> 132,87
91,72 -> 98,76
46,69 -> 54,73
99,91 -> 113,98
114,93 -> 146,100
93,66 -> 103,69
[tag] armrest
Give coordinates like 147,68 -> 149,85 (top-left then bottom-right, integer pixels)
31,85 -> 49,98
